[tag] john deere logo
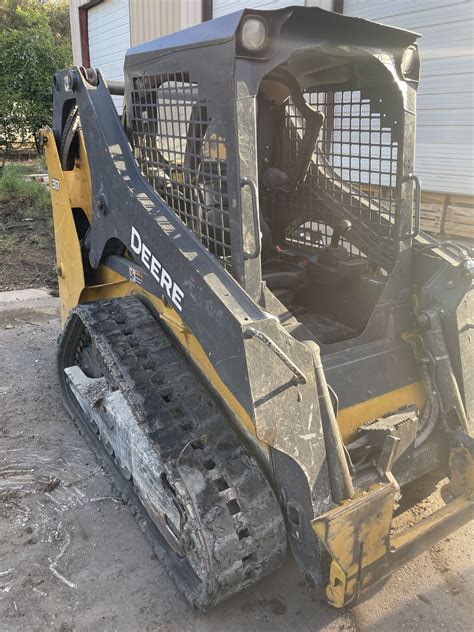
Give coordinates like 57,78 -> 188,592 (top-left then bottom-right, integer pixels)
130,227 -> 184,312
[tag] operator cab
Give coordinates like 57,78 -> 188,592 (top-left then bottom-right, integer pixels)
249,24 -> 418,345
125,6 -> 420,348
255,59 -> 394,345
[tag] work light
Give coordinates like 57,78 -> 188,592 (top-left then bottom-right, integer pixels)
401,45 -> 417,76
240,17 -> 267,52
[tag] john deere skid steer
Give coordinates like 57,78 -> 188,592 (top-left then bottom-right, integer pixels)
43,6 -> 473,609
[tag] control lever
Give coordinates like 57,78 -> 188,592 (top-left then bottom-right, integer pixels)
317,219 -> 352,267
308,218 -> 367,283
330,219 -> 352,248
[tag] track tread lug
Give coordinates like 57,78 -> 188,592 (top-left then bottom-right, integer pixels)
57,296 -> 286,610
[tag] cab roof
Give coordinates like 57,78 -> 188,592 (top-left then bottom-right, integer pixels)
125,5 -> 419,69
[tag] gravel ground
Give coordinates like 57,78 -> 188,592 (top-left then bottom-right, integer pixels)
0,290 -> 472,632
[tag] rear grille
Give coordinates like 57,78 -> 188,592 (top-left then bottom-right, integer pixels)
285,89 -> 402,269
129,73 -> 232,269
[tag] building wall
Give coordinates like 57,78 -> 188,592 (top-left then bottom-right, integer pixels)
213,0 -> 303,17
69,0 -> 90,66
68,0 -> 473,197
88,0 -> 130,108
69,1 -> 332,69
130,0 -> 201,47
212,0 -> 332,18
69,0 -> 202,66
344,0 -> 474,195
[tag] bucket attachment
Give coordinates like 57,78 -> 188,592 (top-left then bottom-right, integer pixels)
313,442 -> 474,608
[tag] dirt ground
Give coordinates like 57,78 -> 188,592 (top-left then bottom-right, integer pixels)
0,289 -> 472,632
0,201 -> 57,292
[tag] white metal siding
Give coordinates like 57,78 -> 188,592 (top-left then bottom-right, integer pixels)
130,0 -> 201,47
213,0 -> 305,18
344,0 -> 474,195
88,0 -> 130,110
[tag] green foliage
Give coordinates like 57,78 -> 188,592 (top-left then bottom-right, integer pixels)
0,233 -> 16,257
0,1 -> 72,155
0,163 -> 51,217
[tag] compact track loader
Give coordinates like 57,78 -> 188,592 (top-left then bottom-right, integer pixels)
43,6 -> 473,610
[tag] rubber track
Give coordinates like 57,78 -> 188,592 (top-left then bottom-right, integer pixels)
58,297 -> 287,609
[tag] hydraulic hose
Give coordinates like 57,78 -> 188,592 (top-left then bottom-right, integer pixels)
414,361 -> 440,448
419,310 -> 470,435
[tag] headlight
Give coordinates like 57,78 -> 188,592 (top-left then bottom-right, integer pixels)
240,17 -> 267,52
401,45 -> 417,76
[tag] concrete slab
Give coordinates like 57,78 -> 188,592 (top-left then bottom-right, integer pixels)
0,288 -> 54,304
0,288 -> 59,329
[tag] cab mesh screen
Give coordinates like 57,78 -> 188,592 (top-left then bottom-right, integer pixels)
285,89 -> 402,269
129,73 -> 231,269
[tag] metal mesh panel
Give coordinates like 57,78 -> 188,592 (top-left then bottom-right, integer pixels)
129,73 -> 231,269
285,89 -> 401,268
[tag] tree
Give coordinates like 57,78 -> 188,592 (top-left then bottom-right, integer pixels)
0,0 -> 72,155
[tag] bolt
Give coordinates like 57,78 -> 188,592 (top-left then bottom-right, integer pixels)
42,135 -> 48,144
446,280 -> 454,289
96,194 -> 107,214
54,265 -> 63,278
442,490 -> 456,504
83,67 -> 99,86
463,259 -> 474,278
417,313 -> 429,328
64,71 -> 76,92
